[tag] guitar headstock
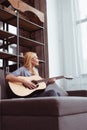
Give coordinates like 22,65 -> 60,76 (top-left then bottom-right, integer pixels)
64,76 -> 73,80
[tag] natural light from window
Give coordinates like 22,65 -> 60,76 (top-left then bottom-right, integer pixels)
77,0 -> 87,73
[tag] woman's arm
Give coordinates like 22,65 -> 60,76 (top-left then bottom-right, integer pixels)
6,74 -> 37,89
6,74 -> 24,83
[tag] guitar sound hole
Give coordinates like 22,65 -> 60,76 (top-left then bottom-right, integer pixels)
36,84 -> 39,87
32,80 -> 38,87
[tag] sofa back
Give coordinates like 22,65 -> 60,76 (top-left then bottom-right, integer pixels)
0,69 -> 24,99
0,69 -> 8,99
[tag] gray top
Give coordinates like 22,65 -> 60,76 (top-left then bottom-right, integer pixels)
11,66 -> 32,76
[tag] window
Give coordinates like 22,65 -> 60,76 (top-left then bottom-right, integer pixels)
76,0 -> 87,73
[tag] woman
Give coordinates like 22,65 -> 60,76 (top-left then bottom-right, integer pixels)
6,52 -> 64,97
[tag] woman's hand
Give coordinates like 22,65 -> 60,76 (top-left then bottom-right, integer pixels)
23,79 -> 37,89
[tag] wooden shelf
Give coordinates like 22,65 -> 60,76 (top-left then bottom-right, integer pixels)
0,1 -> 47,77
0,29 -> 15,40
8,0 -> 44,23
0,51 -> 45,64
0,29 -> 44,47
0,51 -> 16,60
0,51 -> 24,62
0,5 -> 17,25
19,16 -> 44,32
0,5 -> 44,32
8,35 -> 44,47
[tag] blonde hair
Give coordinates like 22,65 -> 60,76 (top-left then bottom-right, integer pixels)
24,52 -> 39,75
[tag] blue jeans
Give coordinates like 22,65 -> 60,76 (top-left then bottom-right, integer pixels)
30,83 -> 60,97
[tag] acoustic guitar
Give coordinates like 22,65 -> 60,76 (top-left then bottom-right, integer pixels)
8,75 -> 73,97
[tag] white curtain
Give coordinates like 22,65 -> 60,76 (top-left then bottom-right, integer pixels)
61,0 -> 87,90
61,0 -> 85,76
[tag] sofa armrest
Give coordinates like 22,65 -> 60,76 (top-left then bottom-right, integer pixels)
67,90 -> 87,97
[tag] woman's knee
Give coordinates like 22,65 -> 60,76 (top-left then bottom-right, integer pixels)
44,90 -> 60,96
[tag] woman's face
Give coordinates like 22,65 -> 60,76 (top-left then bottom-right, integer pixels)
31,54 -> 39,66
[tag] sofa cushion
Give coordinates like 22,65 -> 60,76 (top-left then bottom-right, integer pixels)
57,96 -> 87,116
1,96 -> 87,117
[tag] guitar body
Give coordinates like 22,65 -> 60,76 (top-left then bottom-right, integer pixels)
8,75 -> 46,97
8,75 -> 72,97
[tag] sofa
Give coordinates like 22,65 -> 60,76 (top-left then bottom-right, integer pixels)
0,69 -> 87,130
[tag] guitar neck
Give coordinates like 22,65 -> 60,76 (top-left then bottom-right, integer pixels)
37,75 -> 70,83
